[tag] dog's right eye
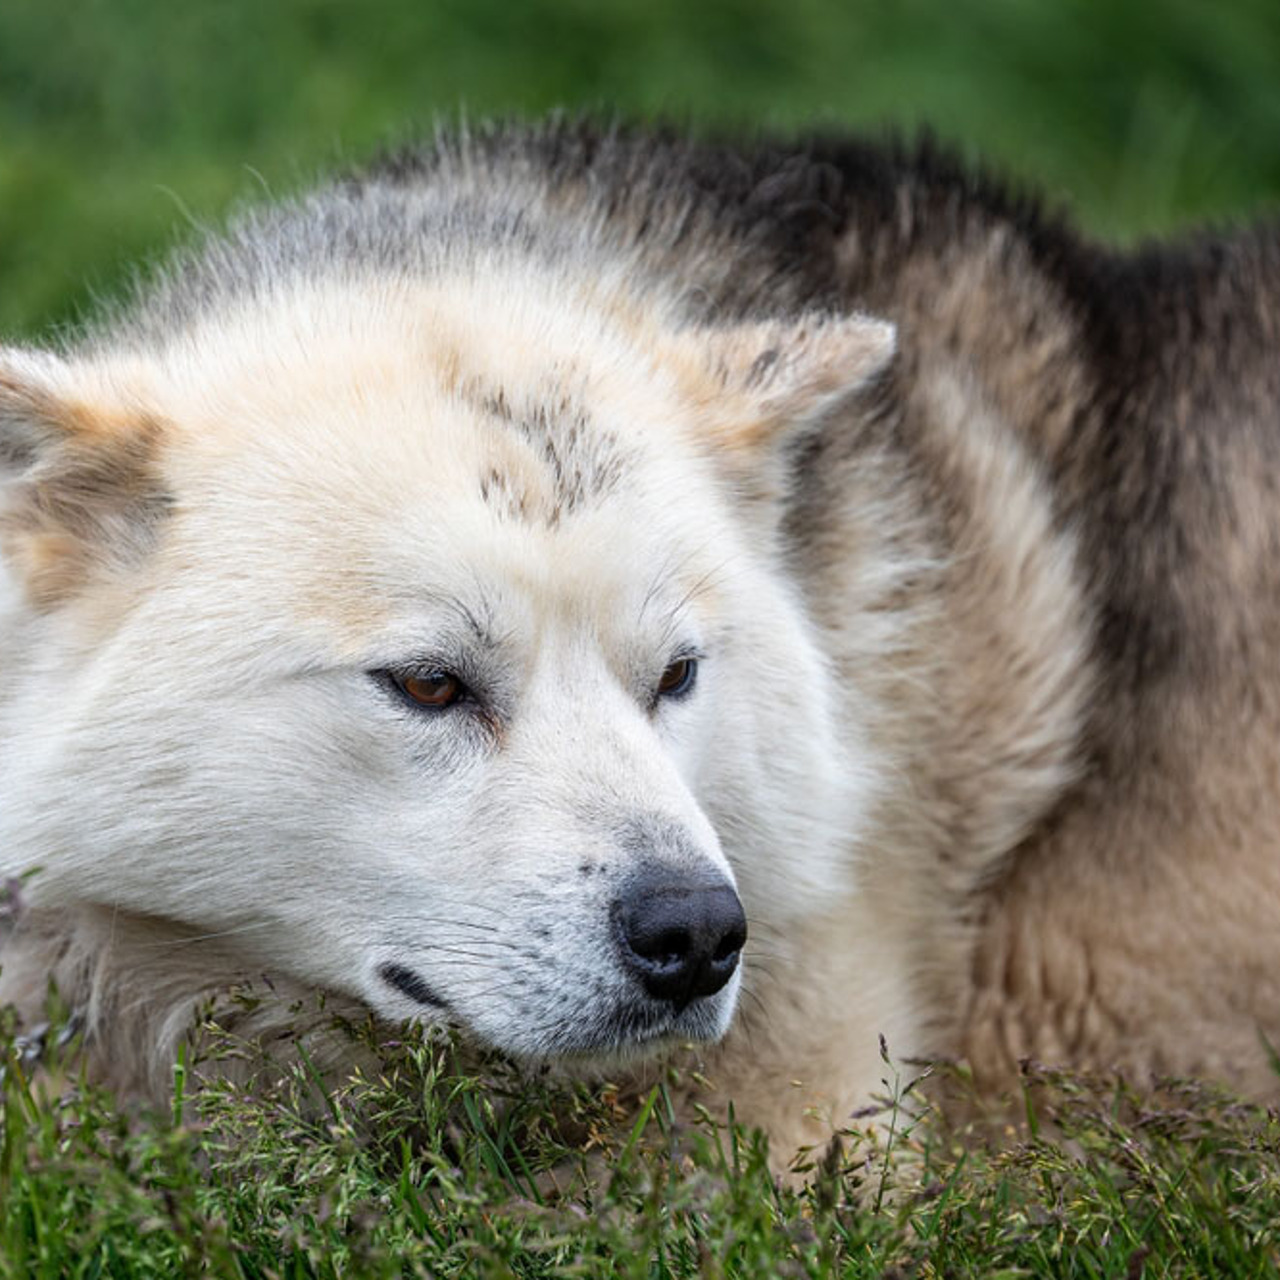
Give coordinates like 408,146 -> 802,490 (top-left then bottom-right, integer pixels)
382,670 -> 468,711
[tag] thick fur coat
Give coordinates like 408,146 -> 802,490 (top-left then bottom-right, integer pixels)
2,121 -> 1278,1161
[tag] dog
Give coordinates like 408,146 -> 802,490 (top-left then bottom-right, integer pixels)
2,119 -> 1278,1163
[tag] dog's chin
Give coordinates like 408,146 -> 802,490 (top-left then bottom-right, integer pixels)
511,993 -> 736,1067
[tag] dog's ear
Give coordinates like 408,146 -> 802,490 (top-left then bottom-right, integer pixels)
673,312 -> 896,457
0,349 -> 170,609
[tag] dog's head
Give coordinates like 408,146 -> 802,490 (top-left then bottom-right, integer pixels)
0,263 -> 893,1059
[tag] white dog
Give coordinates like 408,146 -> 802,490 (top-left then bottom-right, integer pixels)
4,121 -> 1277,1162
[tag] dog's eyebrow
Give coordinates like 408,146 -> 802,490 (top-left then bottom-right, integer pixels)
395,585 -> 502,655
638,548 -> 700,625
640,552 -> 737,650
447,593 -> 495,648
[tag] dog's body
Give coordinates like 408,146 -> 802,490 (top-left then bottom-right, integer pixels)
2,121 -> 1279,1158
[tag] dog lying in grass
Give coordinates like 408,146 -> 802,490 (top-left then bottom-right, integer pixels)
2,119 -> 1278,1164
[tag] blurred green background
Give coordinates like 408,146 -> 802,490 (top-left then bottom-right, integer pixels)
2,0 -> 1279,341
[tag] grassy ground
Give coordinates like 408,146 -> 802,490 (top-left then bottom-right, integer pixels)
4,1009 -> 1280,1278
4,3 -> 1280,1275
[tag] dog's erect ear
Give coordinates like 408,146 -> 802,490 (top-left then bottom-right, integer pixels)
0,349 -> 170,609
672,312 -> 896,457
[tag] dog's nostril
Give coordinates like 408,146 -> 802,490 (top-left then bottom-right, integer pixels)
713,925 -> 745,964
633,925 -> 691,968
614,871 -> 747,1009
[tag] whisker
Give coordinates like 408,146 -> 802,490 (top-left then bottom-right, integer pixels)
137,921 -> 277,949
398,917 -> 503,934
738,985 -> 771,1027
373,908 -> 513,929
743,917 -> 786,938
419,944 -> 521,961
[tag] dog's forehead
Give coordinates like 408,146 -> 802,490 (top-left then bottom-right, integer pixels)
156,274 -> 690,494
362,417 -> 718,647
173,337 -> 692,557
151,298 -> 726,658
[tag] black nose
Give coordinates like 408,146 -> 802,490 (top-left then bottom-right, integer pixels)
613,869 -> 747,1010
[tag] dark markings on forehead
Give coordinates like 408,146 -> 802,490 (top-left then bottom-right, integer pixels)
463,378 -> 631,529
478,467 -> 530,523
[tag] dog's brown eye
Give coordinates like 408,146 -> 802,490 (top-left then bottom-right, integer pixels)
657,656 -> 698,699
397,671 -> 465,709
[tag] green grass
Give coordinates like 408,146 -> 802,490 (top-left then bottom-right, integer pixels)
2,0 -> 1280,340
3,1006 -> 1279,1278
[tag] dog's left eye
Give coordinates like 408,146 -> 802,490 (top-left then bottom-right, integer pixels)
656,656 -> 698,699
384,670 -> 468,710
